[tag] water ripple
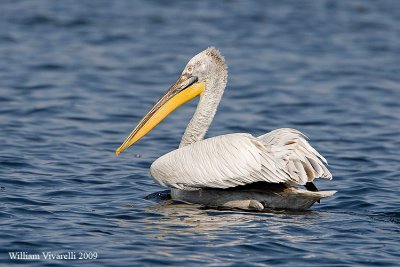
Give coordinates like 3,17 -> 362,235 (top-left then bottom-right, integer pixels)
0,0 -> 399,266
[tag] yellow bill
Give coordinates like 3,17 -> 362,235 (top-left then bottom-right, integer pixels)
116,74 -> 205,156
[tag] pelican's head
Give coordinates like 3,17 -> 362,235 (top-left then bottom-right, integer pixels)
181,47 -> 227,87
115,47 -> 227,155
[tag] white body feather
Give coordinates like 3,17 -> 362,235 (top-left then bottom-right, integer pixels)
151,128 -> 331,190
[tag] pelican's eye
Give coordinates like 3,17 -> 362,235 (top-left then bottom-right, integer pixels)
187,65 -> 193,74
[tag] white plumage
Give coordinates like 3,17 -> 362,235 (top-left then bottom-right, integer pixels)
151,129 -> 331,190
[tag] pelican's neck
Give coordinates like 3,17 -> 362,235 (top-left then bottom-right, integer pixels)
179,69 -> 227,148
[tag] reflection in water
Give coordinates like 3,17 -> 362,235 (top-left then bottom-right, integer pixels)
140,197 -> 322,243
146,201 -> 251,234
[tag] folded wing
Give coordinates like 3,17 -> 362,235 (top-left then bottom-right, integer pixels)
150,129 -> 331,189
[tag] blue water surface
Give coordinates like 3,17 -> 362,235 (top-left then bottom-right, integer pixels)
1,0 -> 400,266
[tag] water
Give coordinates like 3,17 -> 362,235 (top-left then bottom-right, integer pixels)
1,0 -> 400,266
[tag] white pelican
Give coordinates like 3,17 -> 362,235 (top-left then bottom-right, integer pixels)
116,47 -> 335,211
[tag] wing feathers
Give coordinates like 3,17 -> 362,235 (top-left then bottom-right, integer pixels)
151,129 -> 331,189
259,128 -> 332,183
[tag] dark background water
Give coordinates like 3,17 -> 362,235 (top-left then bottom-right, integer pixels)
1,0 -> 400,266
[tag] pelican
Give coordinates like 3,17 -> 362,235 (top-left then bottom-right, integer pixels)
116,47 -> 336,211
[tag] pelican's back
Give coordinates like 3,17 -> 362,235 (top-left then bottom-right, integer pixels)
150,128 -> 331,190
